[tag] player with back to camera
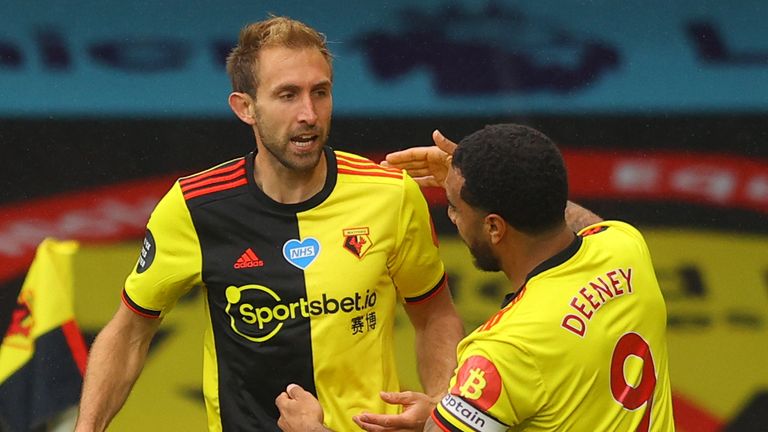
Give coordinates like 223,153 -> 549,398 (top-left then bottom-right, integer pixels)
74,16 -> 464,432
276,124 -> 675,431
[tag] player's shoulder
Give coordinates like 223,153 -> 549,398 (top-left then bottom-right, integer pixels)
176,156 -> 249,204
470,292 -> 533,340
334,150 -> 405,183
578,220 -> 651,262
579,220 -> 645,242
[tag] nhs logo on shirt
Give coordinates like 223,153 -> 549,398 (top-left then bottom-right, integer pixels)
282,237 -> 320,270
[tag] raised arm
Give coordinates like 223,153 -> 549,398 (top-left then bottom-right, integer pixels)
564,200 -> 603,232
75,302 -> 161,432
384,131 -> 604,233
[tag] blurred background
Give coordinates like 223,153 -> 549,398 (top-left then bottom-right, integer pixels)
0,1 -> 766,431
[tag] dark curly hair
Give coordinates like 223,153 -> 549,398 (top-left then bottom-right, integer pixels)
452,123 -> 568,234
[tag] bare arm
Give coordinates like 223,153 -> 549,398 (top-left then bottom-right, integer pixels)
565,201 -> 603,232
404,287 -> 463,398
388,132 -> 464,395
75,302 -> 161,432
423,416 -> 441,432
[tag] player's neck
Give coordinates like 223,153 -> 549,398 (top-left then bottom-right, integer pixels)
502,224 -> 575,289
253,152 -> 328,204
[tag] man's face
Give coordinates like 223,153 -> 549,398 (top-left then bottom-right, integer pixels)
252,46 -> 333,173
445,167 -> 501,272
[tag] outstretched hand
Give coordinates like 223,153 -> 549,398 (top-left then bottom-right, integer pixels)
275,384 -> 328,432
382,130 -> 457,188
353,391 -> 438,432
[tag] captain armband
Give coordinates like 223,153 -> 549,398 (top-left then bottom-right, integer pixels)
434,394 -> 508,432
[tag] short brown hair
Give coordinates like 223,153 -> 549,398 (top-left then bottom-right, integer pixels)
226,16 -> 333,96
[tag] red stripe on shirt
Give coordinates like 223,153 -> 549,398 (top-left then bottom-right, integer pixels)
180,166 -> 247,193
337,168 -> 403,180
179,159 -> 245,187
121,290 -> 161,319
337,158 -> 402,173
183,177 -> 248,200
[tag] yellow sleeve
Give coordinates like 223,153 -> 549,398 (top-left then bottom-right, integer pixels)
435,336 -> 546,429
123,182 -> 203,318
388,173 -> 446,302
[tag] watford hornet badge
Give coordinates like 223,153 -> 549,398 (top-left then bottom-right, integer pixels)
343,227 -> 373,259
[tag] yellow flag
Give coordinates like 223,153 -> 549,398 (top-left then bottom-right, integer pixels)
0,238 -> 87,431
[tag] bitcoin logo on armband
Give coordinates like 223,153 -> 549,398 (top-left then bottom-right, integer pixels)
451,356 -> 503,410
459,368 -> 487,400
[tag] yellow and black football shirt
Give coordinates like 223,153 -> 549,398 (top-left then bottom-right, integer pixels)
433,221 -> 674,431
122,147 -> 447,431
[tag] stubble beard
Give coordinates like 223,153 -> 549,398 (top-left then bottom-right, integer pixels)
468,238 -> 501,272
256,125 -> 329,173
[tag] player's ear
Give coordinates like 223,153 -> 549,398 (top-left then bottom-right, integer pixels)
228,92 -> 257,125
485,214 -> 506,245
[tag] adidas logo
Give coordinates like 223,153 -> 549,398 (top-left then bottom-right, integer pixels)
234,248 -> 264,269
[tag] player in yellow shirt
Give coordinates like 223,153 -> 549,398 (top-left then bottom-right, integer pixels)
75,16 -> 464,432
276,123 -> 675,431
